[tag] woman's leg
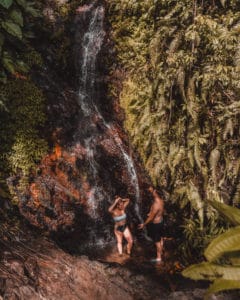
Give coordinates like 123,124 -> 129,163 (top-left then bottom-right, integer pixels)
114,229 -> 123,255
123,227 -> 133,255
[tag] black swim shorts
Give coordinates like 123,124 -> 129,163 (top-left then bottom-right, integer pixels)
147,221 -> 164,242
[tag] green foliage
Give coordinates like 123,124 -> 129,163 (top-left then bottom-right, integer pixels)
9,129 -> 47,175
183,201 -> 240,297
0,0 -> 13,9
10,9 -> 23,26
21,46 -> 43,67
205,226 -> 240,262
180,217 -> 226,262
108,0 -> 240,259
0,0 -> 41,80
208,200 -> 240,226
207,280 -> 240,299
183,262 -> 240,281
0,79 -> 48,177
2,20 -> 22,39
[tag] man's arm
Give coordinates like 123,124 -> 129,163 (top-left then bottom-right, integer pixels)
138,204 -> 158,229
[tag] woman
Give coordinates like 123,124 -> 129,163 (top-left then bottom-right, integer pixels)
108,196 -> 133,256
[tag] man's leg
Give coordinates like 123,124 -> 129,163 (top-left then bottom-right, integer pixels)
155,238 -> 163,260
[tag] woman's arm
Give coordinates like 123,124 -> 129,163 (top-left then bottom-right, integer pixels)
122,198 -> 130,208
108,197 -> 121,213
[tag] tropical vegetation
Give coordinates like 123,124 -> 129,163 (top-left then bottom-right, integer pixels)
108,0 -> 240,260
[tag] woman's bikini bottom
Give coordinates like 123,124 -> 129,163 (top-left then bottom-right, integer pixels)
116,224 -> 128,233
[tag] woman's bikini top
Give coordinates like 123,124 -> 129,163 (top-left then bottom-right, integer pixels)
113,213 -> 126,222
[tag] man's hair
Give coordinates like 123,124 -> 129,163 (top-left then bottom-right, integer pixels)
149,186 -> 165,200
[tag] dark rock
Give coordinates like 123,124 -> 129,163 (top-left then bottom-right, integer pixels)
24,258 -> 39,286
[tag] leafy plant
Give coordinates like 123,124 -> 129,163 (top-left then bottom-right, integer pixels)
183,201 -> 240,298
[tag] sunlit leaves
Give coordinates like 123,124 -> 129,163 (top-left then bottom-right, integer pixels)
208,200 -> 240,227
207,280 -> 240,298
183,262 -> 240,281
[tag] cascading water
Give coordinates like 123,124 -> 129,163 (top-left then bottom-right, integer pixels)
78,5 -> 105,116
73,3 -> 144,247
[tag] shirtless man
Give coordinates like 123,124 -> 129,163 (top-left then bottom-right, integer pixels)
138,186 -> 164,262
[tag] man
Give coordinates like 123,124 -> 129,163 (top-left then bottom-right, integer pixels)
138,186 -> 164,262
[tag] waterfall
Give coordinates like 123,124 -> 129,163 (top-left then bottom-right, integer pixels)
76,4 -> 142,227
78,5 -> 105,116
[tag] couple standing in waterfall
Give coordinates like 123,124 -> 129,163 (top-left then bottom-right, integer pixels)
108,186 -> 164,263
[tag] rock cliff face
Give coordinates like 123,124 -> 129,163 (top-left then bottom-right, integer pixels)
9,1 -> 151,247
